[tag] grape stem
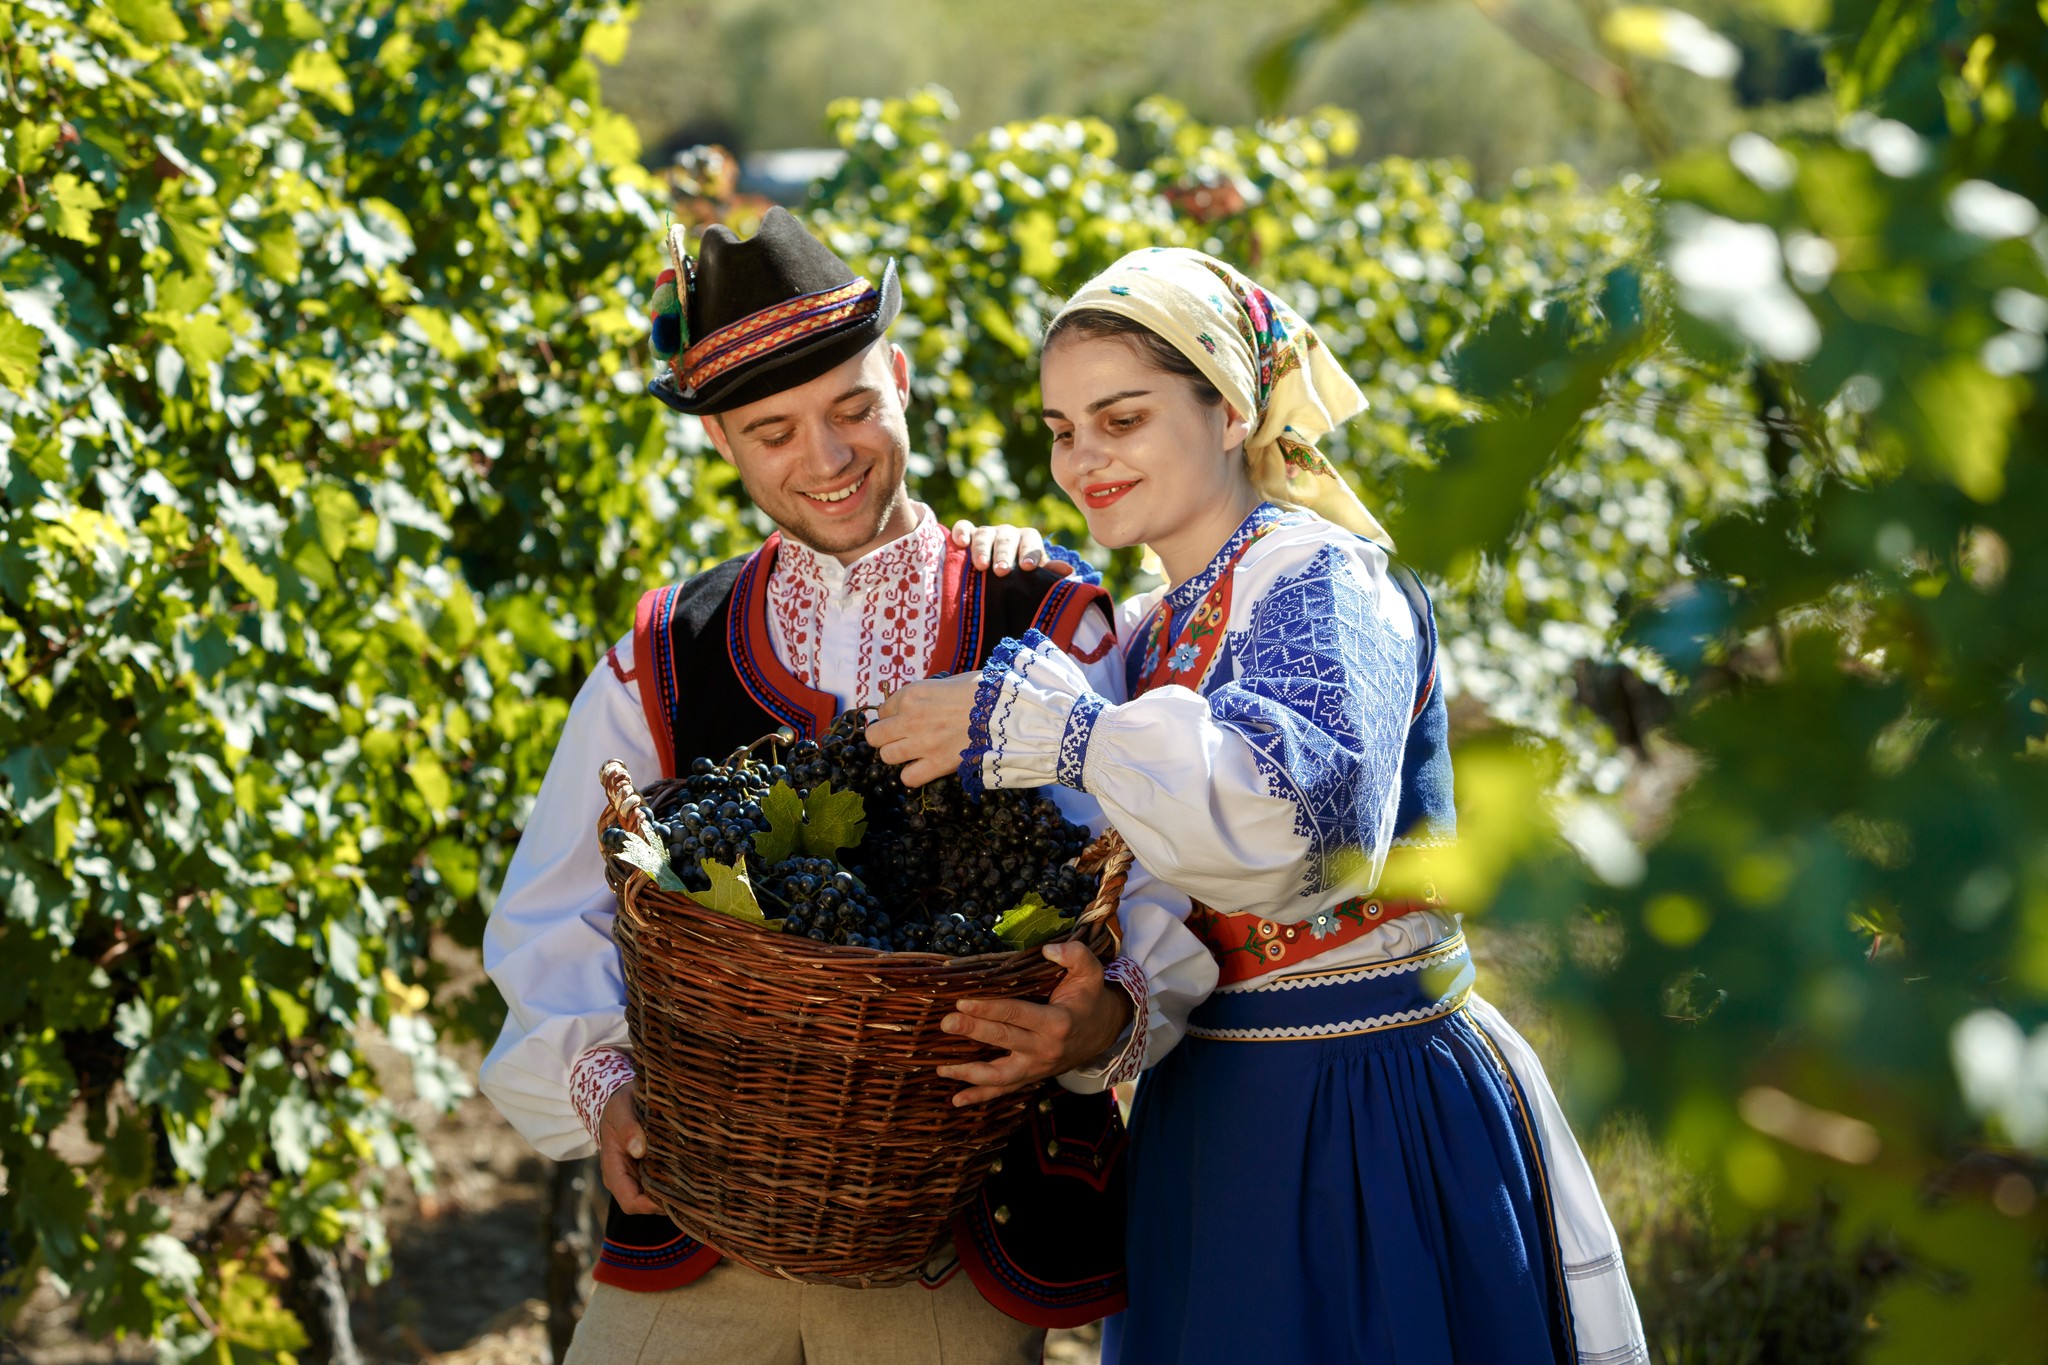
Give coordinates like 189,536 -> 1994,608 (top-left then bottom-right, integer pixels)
723,725 -> 798,768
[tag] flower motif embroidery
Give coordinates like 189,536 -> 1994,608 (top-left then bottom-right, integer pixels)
1306,909 -> 1343,939
1109,284 -> 1131,296
1196,332 -> 1218,355
1168,641 -> 1202,672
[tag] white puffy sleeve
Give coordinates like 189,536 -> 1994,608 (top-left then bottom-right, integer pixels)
965,533 -> 1419,923
478,634 -> 656,1161
1041,603 -> 1218,1087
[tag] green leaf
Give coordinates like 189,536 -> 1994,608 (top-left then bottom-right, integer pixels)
112,0 -> 188,43
158,198 -> 220,271
751,780 -> 805,865
0,309 -> 42,393
46,174 -> 106,243
287,48 -> 355,114
993,892 -> 1074,951
799,781 -> 867,860
693,856 -> 769,924
611,827 -> 687,893
409,754 -> 452,816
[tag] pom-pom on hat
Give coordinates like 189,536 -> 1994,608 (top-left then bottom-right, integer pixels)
647,207 -> 901,416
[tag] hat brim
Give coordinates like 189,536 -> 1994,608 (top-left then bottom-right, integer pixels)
648,261 -> 903,417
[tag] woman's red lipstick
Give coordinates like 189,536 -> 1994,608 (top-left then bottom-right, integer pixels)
1083,479 -> 1139,509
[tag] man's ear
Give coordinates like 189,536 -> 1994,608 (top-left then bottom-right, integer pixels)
889,343 -> 911,406
699,412 -> 735,465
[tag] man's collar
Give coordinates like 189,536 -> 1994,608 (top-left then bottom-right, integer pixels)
774,503 -> 942,594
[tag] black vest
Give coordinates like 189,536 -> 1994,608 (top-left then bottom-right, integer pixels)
595,533 -> 1127,1326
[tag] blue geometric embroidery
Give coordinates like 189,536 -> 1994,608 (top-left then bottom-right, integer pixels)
1205,544 -> 1415,898
1162,502 -> 1291,637
1057,692 -> 1107,790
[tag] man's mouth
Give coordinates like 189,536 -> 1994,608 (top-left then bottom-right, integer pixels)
802,470 -> 868,505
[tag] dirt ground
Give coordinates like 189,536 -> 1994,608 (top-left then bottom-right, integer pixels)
7,1036 -> 1103,1365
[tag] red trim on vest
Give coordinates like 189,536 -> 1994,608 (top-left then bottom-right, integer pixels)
1028,578 -> 1113,661
728,534 -> 837,739
1187,897 -> 1437,986
951,1207 -> 1128,1330
632,587 -> 679,780
930,537 -> 982,676
590,1236 -> 723,1292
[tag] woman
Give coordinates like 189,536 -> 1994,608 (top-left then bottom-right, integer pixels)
868,248 -> 1644,1364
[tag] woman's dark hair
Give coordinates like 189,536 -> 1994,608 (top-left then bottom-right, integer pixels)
1042,308 -> 1224,408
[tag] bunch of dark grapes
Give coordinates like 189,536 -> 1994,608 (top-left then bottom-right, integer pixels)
637,712 -> 1098,957
641,756 -> 774,893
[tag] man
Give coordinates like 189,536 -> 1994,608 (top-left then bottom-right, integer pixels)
479,209 -> 1192,1364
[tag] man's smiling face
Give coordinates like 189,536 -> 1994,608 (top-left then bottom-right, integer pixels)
701,340 -> 920,562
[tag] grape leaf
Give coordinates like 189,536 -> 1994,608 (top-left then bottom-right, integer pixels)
751,780 -> 805,865
694,856 -> 769,924
993,892 -> 1075,951
611,827 -> 687,893
799,781 -> 867,860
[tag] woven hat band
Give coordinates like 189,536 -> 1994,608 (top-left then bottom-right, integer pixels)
675,278 -> 879,392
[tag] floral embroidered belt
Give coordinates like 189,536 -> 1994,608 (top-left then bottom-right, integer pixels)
1186,894 -> 1437,986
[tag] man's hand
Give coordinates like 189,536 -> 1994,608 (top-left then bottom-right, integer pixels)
937,942 -> 1134,1105
951,520 -> 1063,576
599,1080 -> 662,1215
867,673 -> 982,787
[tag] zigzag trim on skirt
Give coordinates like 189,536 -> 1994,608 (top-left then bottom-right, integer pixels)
1184,990 -> 1471,1043
1213,933 -> 1469,996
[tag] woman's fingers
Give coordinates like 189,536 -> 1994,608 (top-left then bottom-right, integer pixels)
954,521 -> 1050,574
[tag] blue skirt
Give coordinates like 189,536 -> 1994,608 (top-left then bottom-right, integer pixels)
1105,936 -> 1573,1365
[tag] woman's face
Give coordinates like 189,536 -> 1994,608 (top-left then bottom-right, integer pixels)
1040,334 -> 1253,579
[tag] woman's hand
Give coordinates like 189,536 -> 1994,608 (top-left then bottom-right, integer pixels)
951,520 -> 1061,576
937,942 -> 1134,1105
867,673 -> 982,787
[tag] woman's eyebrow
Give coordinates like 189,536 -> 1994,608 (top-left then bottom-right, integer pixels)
1039,388 -> 1153,422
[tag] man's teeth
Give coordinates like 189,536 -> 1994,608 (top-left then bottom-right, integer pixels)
807,473 -> 865,503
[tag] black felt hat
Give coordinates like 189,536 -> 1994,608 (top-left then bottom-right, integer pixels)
647,207 -> 901,416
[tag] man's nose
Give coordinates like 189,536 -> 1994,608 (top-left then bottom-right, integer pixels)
805,423 -> 859,476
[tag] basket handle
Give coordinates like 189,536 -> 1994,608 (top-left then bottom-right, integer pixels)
1073,829 -> 1134,947
599,760 -> 656,842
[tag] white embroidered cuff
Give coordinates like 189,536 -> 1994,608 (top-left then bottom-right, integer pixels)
1071,955 -> 1150,1086
569,1045 -> 638,1144
969,635 -> 1108,793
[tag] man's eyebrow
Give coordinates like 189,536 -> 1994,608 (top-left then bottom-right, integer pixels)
1039,388 -> 1154,422
740,385 -> 880,436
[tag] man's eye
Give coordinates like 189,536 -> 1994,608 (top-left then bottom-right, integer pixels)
840,404 -> 876,423
760,431 -> 794,447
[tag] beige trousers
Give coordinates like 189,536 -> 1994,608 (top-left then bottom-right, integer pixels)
562,1258 -> 1044,1365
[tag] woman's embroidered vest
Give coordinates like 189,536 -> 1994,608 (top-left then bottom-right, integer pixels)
597,532 -> 1127,1328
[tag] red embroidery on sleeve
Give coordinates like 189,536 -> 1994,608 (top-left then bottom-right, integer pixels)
570,1046 -> 639,1144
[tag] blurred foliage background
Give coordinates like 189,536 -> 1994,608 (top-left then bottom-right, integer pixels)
3,0 -> 2045,1361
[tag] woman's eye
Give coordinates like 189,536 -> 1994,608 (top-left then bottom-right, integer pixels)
1049,429 -> 1073,445
1109,414 -> 1142,432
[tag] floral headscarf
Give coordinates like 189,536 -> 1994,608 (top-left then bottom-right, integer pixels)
1052,247 -> 1392,548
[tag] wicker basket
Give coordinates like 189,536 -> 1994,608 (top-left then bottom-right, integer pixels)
597,759 -> 1130,1286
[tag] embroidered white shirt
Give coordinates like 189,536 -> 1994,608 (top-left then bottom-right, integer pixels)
764,505 -> 949,710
